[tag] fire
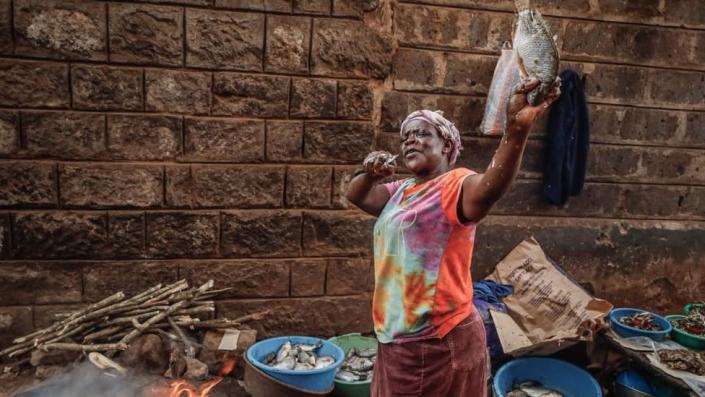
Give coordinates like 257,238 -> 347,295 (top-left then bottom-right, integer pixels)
167,378 -> 221,397
163,354 -> 237,397
219,353 -> 236,377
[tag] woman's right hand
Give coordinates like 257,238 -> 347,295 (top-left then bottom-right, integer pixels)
362,151 -> 397,179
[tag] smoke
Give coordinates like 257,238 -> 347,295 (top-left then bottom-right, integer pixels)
14,363 -> 146,397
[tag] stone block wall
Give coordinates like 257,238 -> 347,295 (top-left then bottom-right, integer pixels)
0,0 -> 704,344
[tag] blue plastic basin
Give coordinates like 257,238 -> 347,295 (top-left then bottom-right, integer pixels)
493,357 -> 602,397
246,336 -> 344,392
609,308 -> 672,341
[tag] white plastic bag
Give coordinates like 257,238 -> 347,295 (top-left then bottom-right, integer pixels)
480,42 -> 521,136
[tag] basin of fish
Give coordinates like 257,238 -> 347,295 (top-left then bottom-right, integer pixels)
506,381 -> 564,397
335,347 -> 377,382
262,341 -> 337,371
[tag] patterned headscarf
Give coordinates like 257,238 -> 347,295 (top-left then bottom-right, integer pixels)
400,110 -> 463,166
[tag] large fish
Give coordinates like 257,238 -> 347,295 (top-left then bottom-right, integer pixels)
513,0 -> 560,106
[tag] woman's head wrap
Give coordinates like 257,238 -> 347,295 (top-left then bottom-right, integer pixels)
400,110 -> 462,166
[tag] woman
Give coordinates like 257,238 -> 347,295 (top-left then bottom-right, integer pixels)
345,79 -> 559,396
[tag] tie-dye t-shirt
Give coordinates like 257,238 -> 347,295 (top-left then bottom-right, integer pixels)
373,168 -> 477,344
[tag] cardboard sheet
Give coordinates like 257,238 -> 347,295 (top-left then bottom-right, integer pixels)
487,237 -> 613,356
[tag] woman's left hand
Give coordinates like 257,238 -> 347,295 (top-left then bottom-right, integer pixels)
506,78 -> 561,132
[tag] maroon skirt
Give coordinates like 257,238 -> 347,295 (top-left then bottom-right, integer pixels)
371,310 -> 489,397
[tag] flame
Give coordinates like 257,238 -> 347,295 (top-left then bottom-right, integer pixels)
219,353 -> 236,377
167,377 -> 221,397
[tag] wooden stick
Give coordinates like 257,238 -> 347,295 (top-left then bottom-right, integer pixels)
168,317 -> 196,358
115,280 -> 213,348
83,325 -> 127,343
12,292 -> 125,344
40,343 -> 128,352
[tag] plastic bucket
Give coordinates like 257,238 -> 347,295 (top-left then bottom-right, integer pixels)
246,336 -> 344,392
666,315 -> 705,350
609,308 -> 672,340
328,333 -> 378,397
493,357 -> 602,397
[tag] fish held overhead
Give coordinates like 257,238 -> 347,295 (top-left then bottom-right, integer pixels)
513,0 -> 561,106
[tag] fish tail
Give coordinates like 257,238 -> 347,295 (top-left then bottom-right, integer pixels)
515,0 -> 530,12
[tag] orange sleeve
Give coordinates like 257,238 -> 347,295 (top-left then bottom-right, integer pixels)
440,168 -> 476,226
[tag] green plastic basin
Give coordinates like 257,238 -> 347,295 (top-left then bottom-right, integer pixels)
666,314 -> 705,351
328,333 -> 378,397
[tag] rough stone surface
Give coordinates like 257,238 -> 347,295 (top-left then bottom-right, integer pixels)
337,81 -> 373,120
23,112 -> 105,160
109,3 -> 183,66
146,70 -> 211,115
562,21 -> 697,69
294,0 -> 330,15
326,257 -> 372,295
0,162 -> 56,207
146,212 -> 218,258
333,0 -> 380,17
14,212 -> 109,259
0,262 -> 82,304
180,260 -> 290,298
265,15 -> 310,74
312,19 -> 393,79
183,118 -> 265,162
290,259 -> 326,296
14,0 -> 106,60
0,214 -> 9,258
304,121 -> 374,163
83,262 -> 179,301
0,307 -> 33,347
166,165 -> 285,208
72,65 -> 142,111
395,4 -> 513,52
380,91 -> 484,133
0,0 -> 11,54
286,166 -> 332,208
394,49 -> 494,95
108,213 -> 145,258
216,0 -> 291,12
290,78 -> 337,118
0,60 -> 69,108
0,111 -> 18,155
186,9 -> 264,70
59,164 -> 163,208
302,211 -> 374,256
566,61 -> 649,107
107,115 -> 182,160
266,121 -> 303,162
221,210 -> 301,257
217,295 -> 372,337
331,166 -> 356,209
121,334 -> 169,373
212,73 -> 289,117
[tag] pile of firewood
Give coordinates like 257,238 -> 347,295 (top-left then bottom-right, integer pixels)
0,279 -> 266,370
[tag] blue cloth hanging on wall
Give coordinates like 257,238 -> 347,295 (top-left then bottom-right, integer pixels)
543,69 -> 590,205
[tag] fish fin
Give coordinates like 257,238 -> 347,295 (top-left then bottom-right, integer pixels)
515,0 -> 530,12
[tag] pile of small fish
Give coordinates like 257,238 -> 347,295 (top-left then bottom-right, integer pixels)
658,349 -> 705,375
262,341 -> 336,371
689,303 -> 705,316
671,311 -> 705,336
619,312 -> 662,331
335,347 -> 376,382
507,382 -> 564,397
